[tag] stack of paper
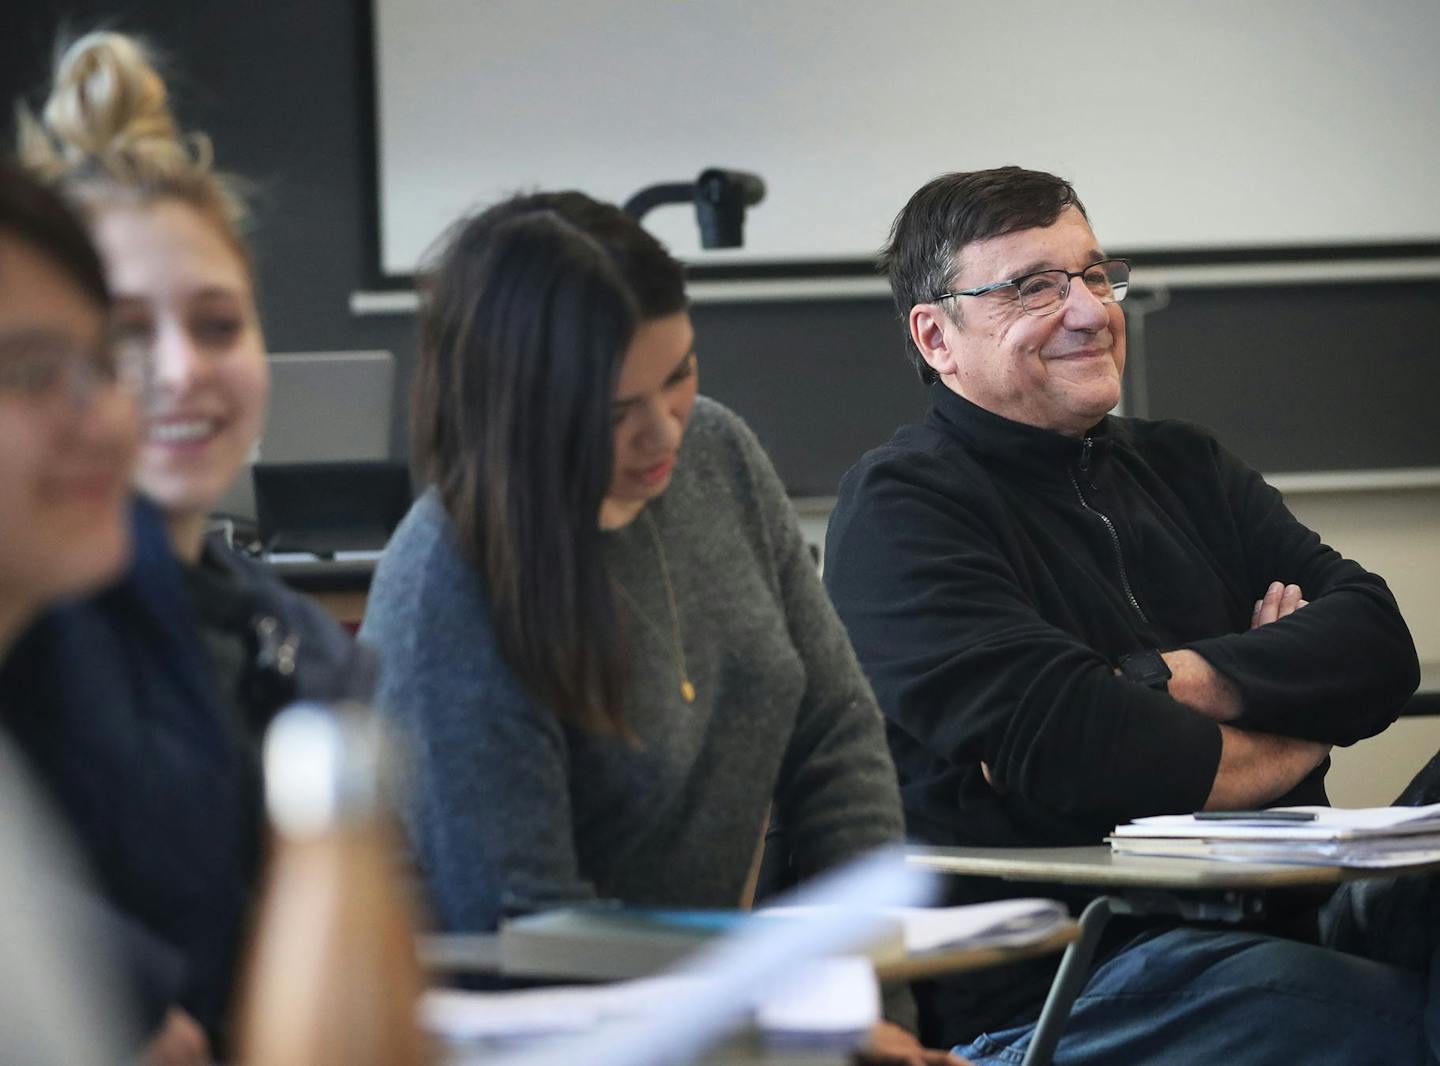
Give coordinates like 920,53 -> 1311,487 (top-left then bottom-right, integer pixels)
1110,803 -> 1440,867
766,898 -> 1070,956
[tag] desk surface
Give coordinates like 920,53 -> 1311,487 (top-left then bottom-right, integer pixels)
872,921 -> 1078,983
907,844 -> 1440,889
443,1027 -> 853,1066
420,922 -> 1079,985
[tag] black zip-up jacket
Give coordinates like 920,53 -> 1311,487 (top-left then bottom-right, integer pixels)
825,385 -> 1419,1039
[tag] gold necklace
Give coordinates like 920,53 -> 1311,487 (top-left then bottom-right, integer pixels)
612,508 -> 696,703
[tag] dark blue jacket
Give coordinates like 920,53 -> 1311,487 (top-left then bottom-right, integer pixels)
0,498 -> 375,1051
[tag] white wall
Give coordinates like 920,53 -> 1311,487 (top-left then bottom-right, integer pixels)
1286,487 -> 1440,805
373,0 -> 1440,274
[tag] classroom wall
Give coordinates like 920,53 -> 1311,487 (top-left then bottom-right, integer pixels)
1285,489 -> 1440,672
5,2 -> 1435,793
1287,488 -> 1440,806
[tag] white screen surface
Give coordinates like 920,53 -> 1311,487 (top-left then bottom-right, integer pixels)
373,0 -> 1440,276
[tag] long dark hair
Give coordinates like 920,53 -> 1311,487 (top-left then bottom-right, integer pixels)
412,192 -> 685,733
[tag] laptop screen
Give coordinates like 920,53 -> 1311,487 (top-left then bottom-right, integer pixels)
254,460 -> 412,556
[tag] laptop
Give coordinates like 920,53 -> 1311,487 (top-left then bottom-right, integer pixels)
214,351 -> 396,522
253,460 -> 412,557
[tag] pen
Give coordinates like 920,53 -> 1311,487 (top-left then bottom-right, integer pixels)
1193,810 -> 1317,821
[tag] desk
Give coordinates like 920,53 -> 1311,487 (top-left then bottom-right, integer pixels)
419,922 -> 1080,985
444,1026 -> 854,1066
907,844 -> 1391,890
423,925 -> 1077,1066
264,556 -> 376,627
908,845 -> 1440,1066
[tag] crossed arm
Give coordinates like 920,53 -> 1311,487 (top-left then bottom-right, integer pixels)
976,581 -> 1333,810
1163,580 -> 1331,810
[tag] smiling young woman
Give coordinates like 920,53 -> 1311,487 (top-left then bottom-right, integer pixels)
19,30 -> 266,562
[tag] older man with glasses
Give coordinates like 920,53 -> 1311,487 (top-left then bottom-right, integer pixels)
825,166 -> 1431,1063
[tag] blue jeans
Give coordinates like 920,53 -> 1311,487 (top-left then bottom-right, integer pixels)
956,925 -> 1438,1064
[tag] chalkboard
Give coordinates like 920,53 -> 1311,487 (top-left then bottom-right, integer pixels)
691,298 -> 927,497
690,276 -> 1440,492
1142,279 -> 1440,475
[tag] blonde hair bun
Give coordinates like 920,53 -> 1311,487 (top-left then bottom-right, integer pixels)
22,33 -> 207,181
18,30 -> 248,254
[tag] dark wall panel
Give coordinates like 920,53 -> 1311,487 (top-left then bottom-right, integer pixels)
691,298 -> 926,496
1144,281 -> 1440,473
2,0 -> 418,455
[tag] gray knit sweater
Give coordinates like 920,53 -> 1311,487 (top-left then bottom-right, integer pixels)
361,398 -> 904,933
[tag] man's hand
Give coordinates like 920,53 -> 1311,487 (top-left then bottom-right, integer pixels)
860,1021 -> 971,1065
1204,725 -> 1330,810
142,1008 -> 210,1066
1251,581 -> 1308,628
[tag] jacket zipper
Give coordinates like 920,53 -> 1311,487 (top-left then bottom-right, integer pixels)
1071,437 -> 1149,625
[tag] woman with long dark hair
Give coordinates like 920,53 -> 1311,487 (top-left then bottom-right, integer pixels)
364,192 -> 960,1062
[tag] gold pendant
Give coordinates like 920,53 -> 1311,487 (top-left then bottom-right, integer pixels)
681,679 -> 696,703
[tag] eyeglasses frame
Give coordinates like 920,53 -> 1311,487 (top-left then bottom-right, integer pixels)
932,257 -> 1132,317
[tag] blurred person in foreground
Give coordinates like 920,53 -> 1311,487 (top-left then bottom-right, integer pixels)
0,158 -> 138,1065
3,32 -> 375,1061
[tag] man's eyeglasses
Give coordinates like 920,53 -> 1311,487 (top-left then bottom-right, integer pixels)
933,258 -> 1131,318
0,331 -> 146,410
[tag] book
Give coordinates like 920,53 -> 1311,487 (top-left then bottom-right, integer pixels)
498,896 -> 1071,981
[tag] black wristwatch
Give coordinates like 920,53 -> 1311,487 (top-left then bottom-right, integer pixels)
1118,649 -> 1172,692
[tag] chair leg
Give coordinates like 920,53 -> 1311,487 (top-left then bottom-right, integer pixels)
1020,896 -> 1116,1066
